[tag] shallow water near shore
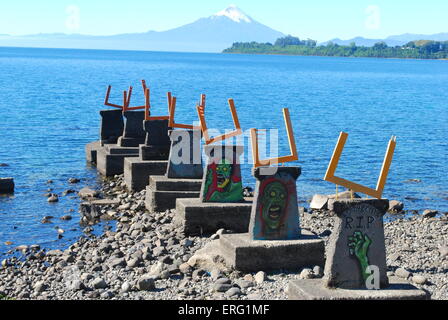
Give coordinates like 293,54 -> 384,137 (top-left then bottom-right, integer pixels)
0,47 -> 447,257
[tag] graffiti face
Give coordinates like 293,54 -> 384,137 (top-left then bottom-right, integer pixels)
202,158 -> 244,203
251,169 -> 301,241
216,160 -> 232,190
260,181 -> 288,231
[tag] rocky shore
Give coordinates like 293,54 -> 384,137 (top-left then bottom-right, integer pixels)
0,174 -> 447,300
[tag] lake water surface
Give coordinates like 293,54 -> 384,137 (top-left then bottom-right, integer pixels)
0,47 -> 447,257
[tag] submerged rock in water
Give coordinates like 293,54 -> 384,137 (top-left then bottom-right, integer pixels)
78,187 -> 99,199
41,216 -> 54,224
47,194 -> 59,203
62,189 -> 76,196
404,179 -> 422,184
0,178 -> 14,194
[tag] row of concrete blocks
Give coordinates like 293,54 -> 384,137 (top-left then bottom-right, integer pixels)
85,147 -> 428,299
85,121 -> 427,300
86,141 -> 326,278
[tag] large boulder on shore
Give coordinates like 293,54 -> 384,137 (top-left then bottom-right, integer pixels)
310,191 -> 361,210
388,200 -> 404,213
310,195 -> 329,210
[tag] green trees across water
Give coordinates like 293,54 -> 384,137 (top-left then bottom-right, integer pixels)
223,36 -> 448,60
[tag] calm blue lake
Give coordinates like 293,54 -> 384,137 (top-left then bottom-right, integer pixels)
0,47 -> 447,257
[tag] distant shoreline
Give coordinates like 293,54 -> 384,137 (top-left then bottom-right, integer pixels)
224,37 -> 448,61
1,46 -> 447,61
223,51 -> 448,61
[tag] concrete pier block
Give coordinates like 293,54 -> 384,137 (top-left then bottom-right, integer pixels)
250,167 -> 302,241
324,199 -> 390,289
117,136 -> 146,148
140,145 -> 171,161
166,130 -> 203,179
123,157 -> 168,192
123,111 -> 145,138
100,109 -> 124,144
96,145 -> 140,176
85,109 -> 124,164
140,120 -> 172,160
217,231 -> 325,272
287,198 -> 429,300
288,278 -> 430,300
200,145 -> 245,203
85,141 -> 101,164
117,111 -> 146,147
174,198 -> 253,236
0,178 -> 14,194
145,176 -> 202,213
122,120 -> 172,191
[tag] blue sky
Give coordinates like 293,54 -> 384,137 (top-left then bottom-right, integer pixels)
1,0 -> 447,41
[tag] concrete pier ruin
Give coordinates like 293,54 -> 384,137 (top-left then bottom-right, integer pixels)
188,166 -> 325,273
145,129 -> 204,212
96,111 -> 146,176
288,199 -> 429,300
85,109 -> 124,164
123,119 -> 171,192
174,145 -> 252,236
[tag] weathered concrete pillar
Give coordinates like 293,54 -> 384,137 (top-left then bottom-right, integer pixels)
85,109 -> 124,164
140,120 -> 171,161
166,129 -> 203,179
288,198 -> 429,300
144,129 -> 203,213
191,165 -> 325,272
250,167 -> 301,241
99,109 -> 124,145
118,111 -> 146,147
96,144 -> 140,176
200,145 -> 244,203
323,199 -> 389,289
174,144 -> 251,235
123,119 -> 171,192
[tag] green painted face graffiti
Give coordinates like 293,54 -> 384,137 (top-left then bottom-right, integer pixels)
216,160 -> 232,190
260,181 -> 288,231
203,158 -> 244,203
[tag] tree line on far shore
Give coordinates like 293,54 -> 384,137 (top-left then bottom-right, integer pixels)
223,35 -> 448,59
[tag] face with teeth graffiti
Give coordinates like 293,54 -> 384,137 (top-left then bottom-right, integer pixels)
259,179 -> 289,236
216,160 -> 232,189
203,158 -> 244,203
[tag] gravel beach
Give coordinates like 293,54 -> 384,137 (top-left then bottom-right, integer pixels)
0,174 -> 446,300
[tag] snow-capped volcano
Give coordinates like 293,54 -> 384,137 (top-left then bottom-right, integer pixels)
213,5 -> 253,23
0,5 -> 285,52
